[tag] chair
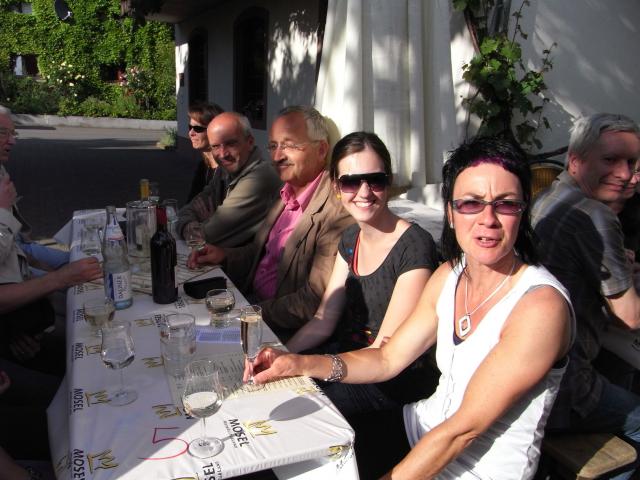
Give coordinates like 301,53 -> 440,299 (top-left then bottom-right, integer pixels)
530,160 -> 564,198
538,433 -> 637,479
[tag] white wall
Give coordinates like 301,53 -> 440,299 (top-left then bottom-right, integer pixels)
448,0 -> 640,157
174,0 -> 320,146
520,0 -> 640,153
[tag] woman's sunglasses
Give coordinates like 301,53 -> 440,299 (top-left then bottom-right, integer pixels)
338,173 -> 390,193
188,124 -> 207,133
452,198 -> 526,215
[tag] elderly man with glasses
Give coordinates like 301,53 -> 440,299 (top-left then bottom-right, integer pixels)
177,111 -> 281,247
189,106 -> 353,339
532,113 -> 640,479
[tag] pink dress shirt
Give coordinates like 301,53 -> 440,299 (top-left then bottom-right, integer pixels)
252,172 -> 324,300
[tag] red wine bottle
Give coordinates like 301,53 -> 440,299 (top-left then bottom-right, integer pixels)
150,206 -> 178,304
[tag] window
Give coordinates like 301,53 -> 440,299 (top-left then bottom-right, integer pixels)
10,54 -> 38,77
100,64 -> 125,83
10,2 -> 33,14
234,7 -> 268,130
188,28 -> 208,105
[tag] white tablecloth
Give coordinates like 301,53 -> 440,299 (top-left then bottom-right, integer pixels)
47,211 -> 358,480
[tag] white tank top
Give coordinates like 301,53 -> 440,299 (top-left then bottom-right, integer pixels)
403,263 -> 573,480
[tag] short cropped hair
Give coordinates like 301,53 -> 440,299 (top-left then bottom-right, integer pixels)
568,113 -> 640,162
277,106 -> 329,142
440,136 -> 538,266
188,102 -> 224,126
329,131 -> 393,182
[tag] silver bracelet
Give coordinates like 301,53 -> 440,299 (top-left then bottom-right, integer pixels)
323,354 -> 346,382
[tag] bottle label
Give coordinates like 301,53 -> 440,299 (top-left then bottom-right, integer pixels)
105,222 -> 124,242
106,271 -> 132,307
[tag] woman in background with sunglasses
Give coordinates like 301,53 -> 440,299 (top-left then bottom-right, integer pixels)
250,136 -> 574,479
281,131 -> 440,416
185,102 -> 224,202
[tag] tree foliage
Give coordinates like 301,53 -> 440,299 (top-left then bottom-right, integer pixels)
455,0 -> 555,150
0,0 -> 175,119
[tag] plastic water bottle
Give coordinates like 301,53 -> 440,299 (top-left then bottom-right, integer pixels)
102,205 -> 133,309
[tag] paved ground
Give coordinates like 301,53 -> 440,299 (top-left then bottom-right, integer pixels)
6,125 -> 200,239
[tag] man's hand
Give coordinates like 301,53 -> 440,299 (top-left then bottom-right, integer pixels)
191,197 -> 214,222
187,243 -> 226,269
0,370 -> 10,395
0,175 -> 17,210
9,333 -> 41,362
55,257 -> 102,288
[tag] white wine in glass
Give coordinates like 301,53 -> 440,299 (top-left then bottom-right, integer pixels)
83,297 -> 115,337
182,359 -> 225,458
100,322 -> 138,406
241,305 -> 263,390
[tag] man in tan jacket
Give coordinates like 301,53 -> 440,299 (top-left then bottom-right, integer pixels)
189,106 -> 353,339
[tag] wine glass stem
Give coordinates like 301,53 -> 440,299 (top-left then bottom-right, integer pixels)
200,417 -> 208,444
247,357 -> 255,385
118,369 -> 125,394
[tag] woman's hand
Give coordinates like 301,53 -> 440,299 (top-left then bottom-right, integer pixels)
249,348 -> 302,384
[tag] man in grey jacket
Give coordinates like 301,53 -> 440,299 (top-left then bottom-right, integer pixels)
177,112 -> 281,247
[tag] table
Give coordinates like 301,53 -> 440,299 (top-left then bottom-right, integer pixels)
47,210 -> 358,479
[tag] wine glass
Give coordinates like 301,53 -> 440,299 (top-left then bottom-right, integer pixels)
100,321 -> 138,406
240,305 -> 263,390
83,297 -> 115,337
186,223 -> 206,270
182,359 -> 225,458
205,289 -> 235,328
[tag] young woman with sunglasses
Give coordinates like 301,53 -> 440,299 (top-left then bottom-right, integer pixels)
249,136 -> 574,479
282,131 -> 440,416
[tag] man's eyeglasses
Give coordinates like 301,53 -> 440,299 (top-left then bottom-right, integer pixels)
0,128 -> 18,139
266,141 -> 317,153
188,124 -> 207,133
338,173 -> 390,193
211,139 -> 241,152
452,198 -> 526,215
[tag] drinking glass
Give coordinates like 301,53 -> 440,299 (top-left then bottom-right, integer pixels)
205,289 -> 235,328
162,199 -> 179,238
185,223 -> 205,270
182,359 -> 225,458
186,223 -> 205,251
240,305 -> 263,390
81,222 -> 102,256
83,297 -> 115,337
100,321 -> 138,406
159,313 -> 196,379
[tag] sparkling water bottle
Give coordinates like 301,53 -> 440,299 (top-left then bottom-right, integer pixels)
102,205 -> 133,309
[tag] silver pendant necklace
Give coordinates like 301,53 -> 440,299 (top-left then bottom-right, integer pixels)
458,258 -> 517,337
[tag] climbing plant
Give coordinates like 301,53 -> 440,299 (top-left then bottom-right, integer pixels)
454,0 -> 556,152
0,0 -> 175,119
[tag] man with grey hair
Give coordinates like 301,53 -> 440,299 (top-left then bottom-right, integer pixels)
532,113 -> 640,464
189,106 -> 353,339
177,111 -> 281,246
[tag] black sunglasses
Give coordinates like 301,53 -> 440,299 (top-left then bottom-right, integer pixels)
452,198 -> 526,215
188,124 -> 207,133
338,172 -> 389,193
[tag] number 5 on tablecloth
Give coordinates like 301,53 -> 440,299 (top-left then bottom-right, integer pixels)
139,427 -> 189,460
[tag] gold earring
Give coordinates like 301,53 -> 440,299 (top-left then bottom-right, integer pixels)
336,193 -> 341,199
